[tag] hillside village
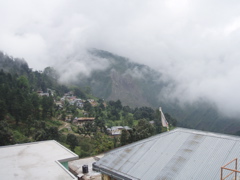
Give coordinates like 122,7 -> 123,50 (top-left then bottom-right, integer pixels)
4,51 -> 240,180
1,37 -> 240,180
3,1 -> 240,179
0,51 -> 182,180
37,89 -> 147,137
0,52 -> 177,159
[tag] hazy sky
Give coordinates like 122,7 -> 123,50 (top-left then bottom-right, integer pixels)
1,0 -> 240,117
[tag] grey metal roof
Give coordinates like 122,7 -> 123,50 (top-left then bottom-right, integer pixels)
95,128 -> 240,180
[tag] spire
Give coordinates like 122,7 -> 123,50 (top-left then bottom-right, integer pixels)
159,107 -> 169,131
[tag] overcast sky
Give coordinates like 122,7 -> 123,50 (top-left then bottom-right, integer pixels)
1,0 -> 240,117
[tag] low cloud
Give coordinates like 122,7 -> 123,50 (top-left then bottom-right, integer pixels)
1,0 -> 240,117
56,50 -> 110,84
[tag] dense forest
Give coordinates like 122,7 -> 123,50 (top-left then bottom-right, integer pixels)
0,52 -> 177,157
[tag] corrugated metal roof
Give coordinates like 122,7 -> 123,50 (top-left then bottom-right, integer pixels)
95,128 -> 240,180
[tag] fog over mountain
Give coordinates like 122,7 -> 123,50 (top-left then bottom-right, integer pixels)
1,0 -> 240,118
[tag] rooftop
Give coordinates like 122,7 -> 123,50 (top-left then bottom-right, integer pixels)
69,154 -> 104,180
0,140 -> 79,180
95,128 -> 240,180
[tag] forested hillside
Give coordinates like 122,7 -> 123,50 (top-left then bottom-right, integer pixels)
61,49 -> 240,135
1,48 -> 240,157
0,51 -> 175,157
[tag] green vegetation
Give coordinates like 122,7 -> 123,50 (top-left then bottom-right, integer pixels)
2,49 -> 240,138
72,49 -> 240,135
0,51 -> 177,157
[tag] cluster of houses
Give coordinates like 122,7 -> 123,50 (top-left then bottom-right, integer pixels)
59,91 -> 97,108
60,92 -> 84,108
51,91 -> 98,110
37,90 -> 132,137
37,89 -> 98,109
71,117 -> 132,136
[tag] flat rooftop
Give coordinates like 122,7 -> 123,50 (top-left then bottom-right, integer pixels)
69,154 -> 104,180
0,140 -> 79,180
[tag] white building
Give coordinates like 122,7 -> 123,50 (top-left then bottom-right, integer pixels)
0,140 -> 79,180
107,126 -> 132,136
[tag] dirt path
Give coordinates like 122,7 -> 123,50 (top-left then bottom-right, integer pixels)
59,122 -> 71,131
58,121 -> 80,136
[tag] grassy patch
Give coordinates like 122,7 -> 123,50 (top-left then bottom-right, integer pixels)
71,125 -> 78,133
46,119 -> 63,126
59,128 -> 69,133
12,130 -> 30,143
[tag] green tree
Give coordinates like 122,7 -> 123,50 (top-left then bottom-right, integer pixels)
17,76 -> 29,91
41,96 -> 48,119
34,130 -> 47,141
41,96 -> 54,119
115,100 -> 122,110
66,133 -> 78,152
134,107 -> 155,120
123,106 -> 132,113
93,132 -> 113,154
165,113 -> 177,126
73,87 -> 86,99
132,119 -> 155,141
97,99 -> 104,104
94,116 -> 107,134
84,86 -> 91,94
11,98 -> 21,125
22,98 -> 33,123
125,114 -> 134,127
26,115 -> 34,136
109,109 -> 120,120
0,121 -> 14,145
120,129 -> 130,146
99,103 -> 105,110
47,127 -> 59,140
83,101 -> 92,112
31,93 -> 40,119
0,100 -> 7,120
43,67 -> 59,79
78,122 -> 94,136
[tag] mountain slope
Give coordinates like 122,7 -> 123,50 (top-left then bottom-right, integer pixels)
67,49 -> 240,135
73,49 -> 165,107
2,49 -> 240,135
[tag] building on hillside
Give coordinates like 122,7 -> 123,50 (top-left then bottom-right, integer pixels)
72,117 -> 95,126
87,99 -> 94,103
0,140 -> 79,180
67,96 -> 77,105
94,128 -> 240,180
47,88 -> 55,96
55,101 -> 63,108
65,114 -> 73,122
87,99 -> 98,107
107,126 -> 132,136
149,120 -> 155,125
75,99 -> 84,108
64,91 -> 74,96
37,90 -> 49,97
